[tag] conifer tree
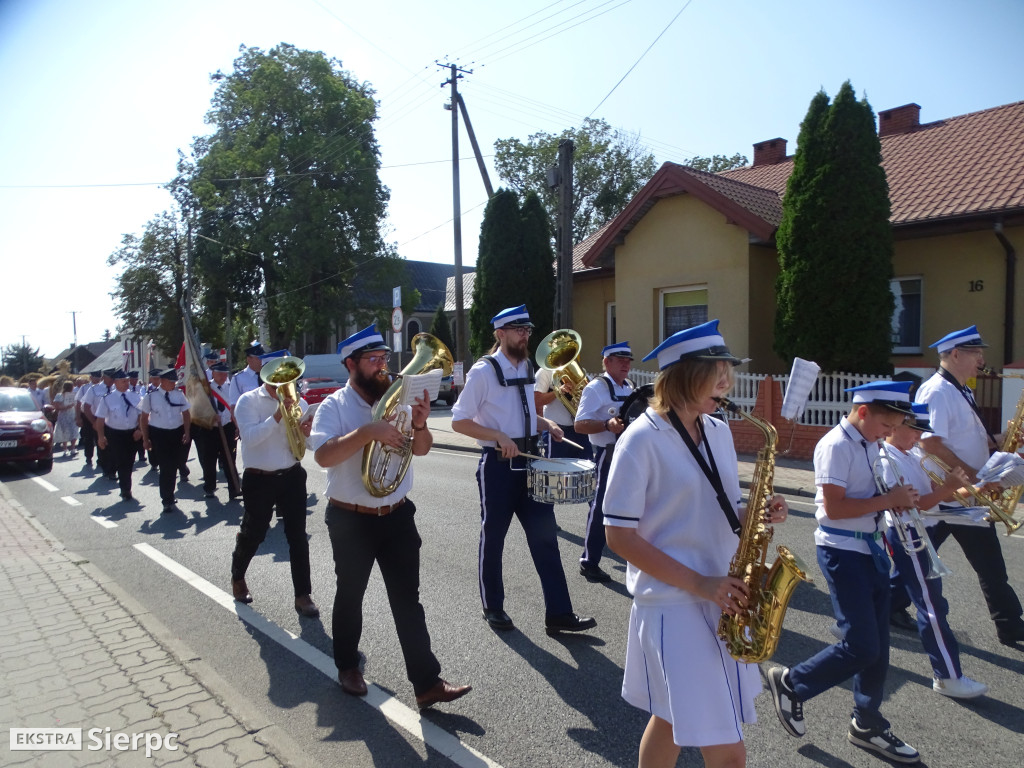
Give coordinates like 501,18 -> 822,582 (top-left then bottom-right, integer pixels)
428,300 -> 454,353
470,190 -> 524,357
774,82 -> 894,373
519,191 -> 556,357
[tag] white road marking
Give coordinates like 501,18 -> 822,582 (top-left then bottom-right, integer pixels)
61,496 -> 82,506
133,543 -> 501,768
32,477 -> 59,492
90,516 -> 117,529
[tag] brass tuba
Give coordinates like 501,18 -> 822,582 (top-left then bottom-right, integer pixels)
535,329 -> 588,418
260,356 -> 307,461
715,397 -> 811,663
361,333 -> 454,498
976,366 -> 1024,524
920,453 -> 1023,535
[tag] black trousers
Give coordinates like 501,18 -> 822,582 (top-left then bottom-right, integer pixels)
79,418 -> 96,462
194,422 -> 240,495
105,427 -> 137,497
930,520 -> 1023,630
231,465 -> 311,596
545,422 -> 593,460
325,500 -> 441,695
581,445 -> 613,567
149,425 -> 185,505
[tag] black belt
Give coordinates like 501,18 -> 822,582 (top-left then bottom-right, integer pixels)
329,497 -> 407,516
244,464 -> 299,477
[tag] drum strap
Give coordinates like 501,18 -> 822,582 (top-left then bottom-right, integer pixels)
667,410 -> 741,536
483,355 -> 535,440
602,374 -> 632,402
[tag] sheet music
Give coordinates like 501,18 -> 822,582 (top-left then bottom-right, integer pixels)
781,357 -> 820,420
977,450 -> 1024,487
399,369 -> 443,405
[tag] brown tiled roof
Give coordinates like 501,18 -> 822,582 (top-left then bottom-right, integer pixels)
719,99 -> 1024,227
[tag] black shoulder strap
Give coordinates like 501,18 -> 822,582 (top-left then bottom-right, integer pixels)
602,374 -> 630,402
666,410 -> 741,536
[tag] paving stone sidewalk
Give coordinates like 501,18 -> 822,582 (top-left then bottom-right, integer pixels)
0,490 -> 314,768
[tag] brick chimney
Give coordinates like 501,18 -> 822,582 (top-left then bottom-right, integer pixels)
878,103 -> 921,137
752,138 -> 787,167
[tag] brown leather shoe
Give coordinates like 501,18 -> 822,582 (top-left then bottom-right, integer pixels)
231,579 -> 252,604
415,679 -> 472,711
338,667 -> 367,696
295,595 -> 320,618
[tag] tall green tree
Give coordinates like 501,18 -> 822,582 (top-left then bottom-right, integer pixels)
175,44 -> 392,353
107,210 -> 191,358
1,343 -> 44,379
686,153 -> 749,173
470,190 -> 525,357
774,82 -> 894,373
519,191 -> 556,354
428,300 -> 454,352
494,118 -> 657,244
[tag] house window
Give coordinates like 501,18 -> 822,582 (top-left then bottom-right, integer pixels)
891,277 -> 922,353
607,303 -> 616,346
406,319 -> 421,350
660,286 -> 708,341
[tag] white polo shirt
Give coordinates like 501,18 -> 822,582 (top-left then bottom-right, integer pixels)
916,371 -> 990,473
534,367 -> 575,427
139,388 -> 190,430
310,382 -> 412,507
234,385 -> 307,472
451,350 -> 538,446
603,408 -> 741,604
228,366 -> 260,403
576,374 -> 633,449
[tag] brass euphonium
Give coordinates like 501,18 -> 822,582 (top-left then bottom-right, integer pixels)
919,452 -> 1023,535
361,333 -> 454,498
535,329 -> 587,418
715,397 -> 812,663
260,356 -> 307,461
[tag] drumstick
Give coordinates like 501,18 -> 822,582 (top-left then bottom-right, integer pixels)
517,452 -> 575,463
560,437 -> 585,451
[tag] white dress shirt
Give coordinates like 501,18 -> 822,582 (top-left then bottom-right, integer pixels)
228,366 -> 260,402
139,388 -> 190,429
210,379 -> 236,426
534,367 -> 574,427
451,350 -> 538,446
95,389 -> 141,431
577,373 -> 634,449
234,385 -> 307,472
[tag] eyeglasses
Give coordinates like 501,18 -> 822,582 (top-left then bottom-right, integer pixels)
503,327 -> 533,337
362,352 -> 391,365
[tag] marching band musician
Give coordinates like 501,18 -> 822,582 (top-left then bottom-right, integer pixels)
603,321 -> 787,768
534,360 -> 592,461
451,304 -> 597,635
767,380 -> 920,765
230,361 -> 318,618
573,341 -> 634,583
94,369 -> 142,503
139,369 -> 191,514
915,325 -> 1024,647
878,405 -> 989,698
311,325 -> 471,710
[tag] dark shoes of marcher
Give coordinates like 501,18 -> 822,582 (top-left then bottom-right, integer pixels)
579,563 -> 611,582
889,608 -> 916,632
416,679 -> 472,711
295,595 -> 320,618
338,667 -> 368,696
231,579 -> 252,604
482,609 -> 515,631
544,612 -> 597,635
997,623 -> 1024,647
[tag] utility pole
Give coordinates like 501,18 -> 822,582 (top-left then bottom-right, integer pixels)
553,139 -> 575,328
439,62 -> 473,368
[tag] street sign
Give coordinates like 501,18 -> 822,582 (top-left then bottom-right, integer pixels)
393,286 -> 401,308
391,306 -> 404,333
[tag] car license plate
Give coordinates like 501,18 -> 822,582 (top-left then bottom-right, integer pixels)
0,440 -> 17,448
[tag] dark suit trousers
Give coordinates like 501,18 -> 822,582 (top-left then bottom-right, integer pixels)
149,425 -> 184,505
326,500 -> 441,696
105,427 -> 137,496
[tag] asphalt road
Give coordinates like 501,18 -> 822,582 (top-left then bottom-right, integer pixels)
2,411 -> 1022,768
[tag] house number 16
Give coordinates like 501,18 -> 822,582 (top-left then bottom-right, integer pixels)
969,280 -> 984,292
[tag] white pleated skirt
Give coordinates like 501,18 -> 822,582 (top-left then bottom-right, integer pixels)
622,600 -> 761,748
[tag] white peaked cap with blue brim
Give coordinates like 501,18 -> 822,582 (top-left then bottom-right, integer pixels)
844,380 -> 915,414
337,325 -> 390,360
642,319 -> 744,371
929,325 -> 989,354
491,305 -> 534,329
602,341 -> 633,359
259,349 -> 290,361
906,402 -> 934,432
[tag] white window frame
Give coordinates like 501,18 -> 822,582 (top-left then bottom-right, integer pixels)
658,285 -> 709,343
890,276 -> 923,354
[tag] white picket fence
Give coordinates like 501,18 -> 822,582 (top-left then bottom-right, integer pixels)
629,369 -> 886,425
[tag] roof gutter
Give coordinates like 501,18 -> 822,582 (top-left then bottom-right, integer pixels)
994,219 -> 1016,365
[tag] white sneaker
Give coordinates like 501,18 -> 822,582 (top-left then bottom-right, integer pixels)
933,675 -> 988,699
848,719 -> 920,764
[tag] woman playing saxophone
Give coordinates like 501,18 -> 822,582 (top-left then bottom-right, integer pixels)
603,321 -> 788,768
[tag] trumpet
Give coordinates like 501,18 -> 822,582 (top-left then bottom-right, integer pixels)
919,453 -> 1024,535
872,445 -> 952,579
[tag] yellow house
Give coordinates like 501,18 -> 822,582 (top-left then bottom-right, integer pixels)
574,100 -> 1024,376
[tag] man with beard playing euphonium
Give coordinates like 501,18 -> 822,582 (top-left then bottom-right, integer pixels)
311,325 -> 471,710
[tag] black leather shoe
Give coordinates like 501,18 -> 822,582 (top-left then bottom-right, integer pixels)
889,609 -> 916,632
545,612 -> 597,635
580,563 -> 611,582
997,624 -> 1024,646
295,595 -> 320,618
232,579 -> 253,604
416,679 -> 472,710
482,609 -> 514,631
338,667 -> 367,696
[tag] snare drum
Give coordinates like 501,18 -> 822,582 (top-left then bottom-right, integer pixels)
527,459 -> 597,504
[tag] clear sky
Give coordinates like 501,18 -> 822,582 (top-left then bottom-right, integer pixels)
1,0 -> 1022,358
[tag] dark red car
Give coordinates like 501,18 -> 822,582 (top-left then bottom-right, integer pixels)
0,387 -> 54,471
300,377 -> 343,405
